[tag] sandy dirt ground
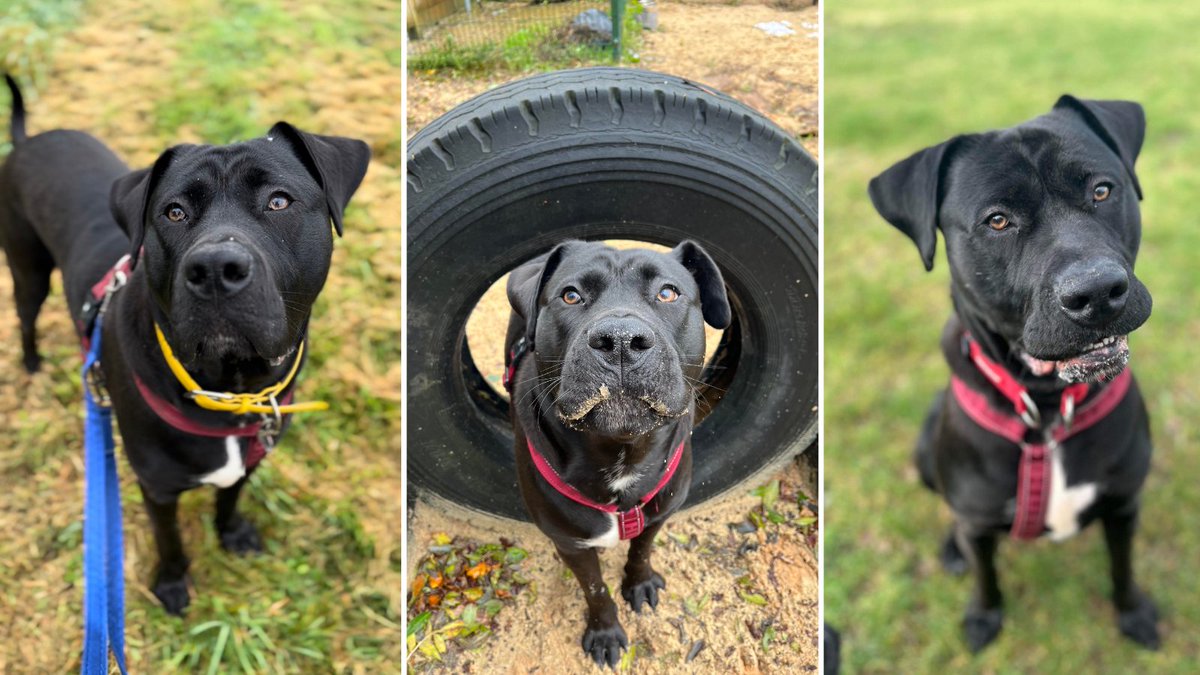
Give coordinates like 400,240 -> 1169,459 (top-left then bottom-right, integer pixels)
409,461 -> 818,673
407,3 -> 820,671
407,0 -> 820,156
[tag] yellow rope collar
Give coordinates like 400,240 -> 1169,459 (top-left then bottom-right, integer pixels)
153,323 -> 329,416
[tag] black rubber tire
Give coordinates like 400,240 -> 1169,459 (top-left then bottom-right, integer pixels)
407,67 -> 817,519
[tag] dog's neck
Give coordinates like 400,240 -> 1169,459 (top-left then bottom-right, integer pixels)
945,291 -> 1077,407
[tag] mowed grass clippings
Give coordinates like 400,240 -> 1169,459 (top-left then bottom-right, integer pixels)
0,0 -> 401,671
825,1 -> 1200,672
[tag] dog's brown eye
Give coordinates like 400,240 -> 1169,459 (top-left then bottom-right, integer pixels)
1093,183 -> 1112,202
166,205 -> 187,222
562,289 -> 583,305
986,213 -> 1010,231
656,286 -> 680,303
267,194 -> 291,211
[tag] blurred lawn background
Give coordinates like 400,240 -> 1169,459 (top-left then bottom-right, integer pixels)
0,0 -> 400,671
825,1 -> 1200,672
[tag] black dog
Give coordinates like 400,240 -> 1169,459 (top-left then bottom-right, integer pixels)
0,76 -> 369,614
505,240 -> 730,668
869,96 -> 1159,651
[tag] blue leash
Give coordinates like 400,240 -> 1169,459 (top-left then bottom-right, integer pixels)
81,313 -> 127,674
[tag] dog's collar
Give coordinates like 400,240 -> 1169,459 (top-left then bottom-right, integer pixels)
132,373 -> 291,468
953,331 -> 1131,540
959,332 -> 1091,428
527,432 -> 687,541
152,322 -> 327,416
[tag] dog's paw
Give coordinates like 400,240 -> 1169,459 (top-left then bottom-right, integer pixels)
581,623 -> 628,669
939,535 -> 968,576
962,606 -> 1003,653
218,516 -> 263,555
22,353 -> 41,375
152,574 -> 191,616
621,571 -> 665,613
1117,594 -> 1161,650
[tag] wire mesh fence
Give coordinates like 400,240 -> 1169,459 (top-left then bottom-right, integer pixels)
407,0 -> 621,58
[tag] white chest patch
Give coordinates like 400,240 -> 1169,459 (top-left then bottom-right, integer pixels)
580,513 -> 620,549
199,437 -> 246,488
1044,443 -> 1097,541
607,470 -> 642,493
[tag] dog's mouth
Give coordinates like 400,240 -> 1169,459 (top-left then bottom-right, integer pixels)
1021,335 -> 1130,383
556,385 -> 687,435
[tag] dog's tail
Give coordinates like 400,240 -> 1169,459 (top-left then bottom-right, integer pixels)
5,75 -> 26,146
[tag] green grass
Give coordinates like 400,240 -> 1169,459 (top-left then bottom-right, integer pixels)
408,2 -> 643,73
825,1 -> 1200,672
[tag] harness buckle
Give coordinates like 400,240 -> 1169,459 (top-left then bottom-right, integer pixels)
85,361 -> 112,408
1018,390 -> 1041,429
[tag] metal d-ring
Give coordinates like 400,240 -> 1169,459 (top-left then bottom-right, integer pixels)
1018,390 -> 1041,429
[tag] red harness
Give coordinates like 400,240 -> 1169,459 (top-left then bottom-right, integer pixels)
952,334 -> 1131,540
84,253 -> 283,469
527,437 -> 687,540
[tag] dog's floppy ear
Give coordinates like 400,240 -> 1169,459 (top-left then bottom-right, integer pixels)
867,137 -> 960,271
506,242 -> 573,345
672,240 -> 731,329
1053,95 -> 1145,200
268,122 -> 371,237
110,147 -> 180,269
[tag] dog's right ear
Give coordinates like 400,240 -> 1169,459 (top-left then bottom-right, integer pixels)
110,147 -> 180,269
506,242 -> 573,346
867,137 -> 960,272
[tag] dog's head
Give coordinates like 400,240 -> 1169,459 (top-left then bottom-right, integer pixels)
869,97 -> 1152,383
507,240 -> 730,439
110,123 -> 370,371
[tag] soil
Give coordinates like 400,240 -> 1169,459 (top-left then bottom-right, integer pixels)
407,0 -> 820,157
408,461 -> 819,673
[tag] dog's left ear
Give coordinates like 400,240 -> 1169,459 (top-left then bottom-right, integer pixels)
1053,96 -> 1145,199
268,122 -> 371,237
110,147 -> 182,269
672,240 -> 731,329
506,242 -> 573,345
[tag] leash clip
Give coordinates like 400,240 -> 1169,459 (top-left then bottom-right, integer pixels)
97,254 -> 132,316
85,361 -> 112,408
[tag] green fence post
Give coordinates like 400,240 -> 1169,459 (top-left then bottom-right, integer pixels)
611,0 -> 624,63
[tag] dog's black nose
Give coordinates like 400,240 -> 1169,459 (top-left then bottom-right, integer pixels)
183,242 -> 254,299
587,317 -> 656,363
1056,258 -> 1129,326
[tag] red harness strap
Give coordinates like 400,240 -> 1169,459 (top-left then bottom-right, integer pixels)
527,437 -> 686,540
952,334 -> 1131,540
79,253 -> 135,352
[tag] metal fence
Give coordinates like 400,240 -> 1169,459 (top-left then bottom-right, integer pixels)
407,0 -> 622,58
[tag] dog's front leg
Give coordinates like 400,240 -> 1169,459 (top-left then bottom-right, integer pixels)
557,543 -> 627,669
139,482 -> 190,615
955,522 -> 1003,652
214,474 -> 263,555
621,520 -> 666,612
1102,504 -> 1160,649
